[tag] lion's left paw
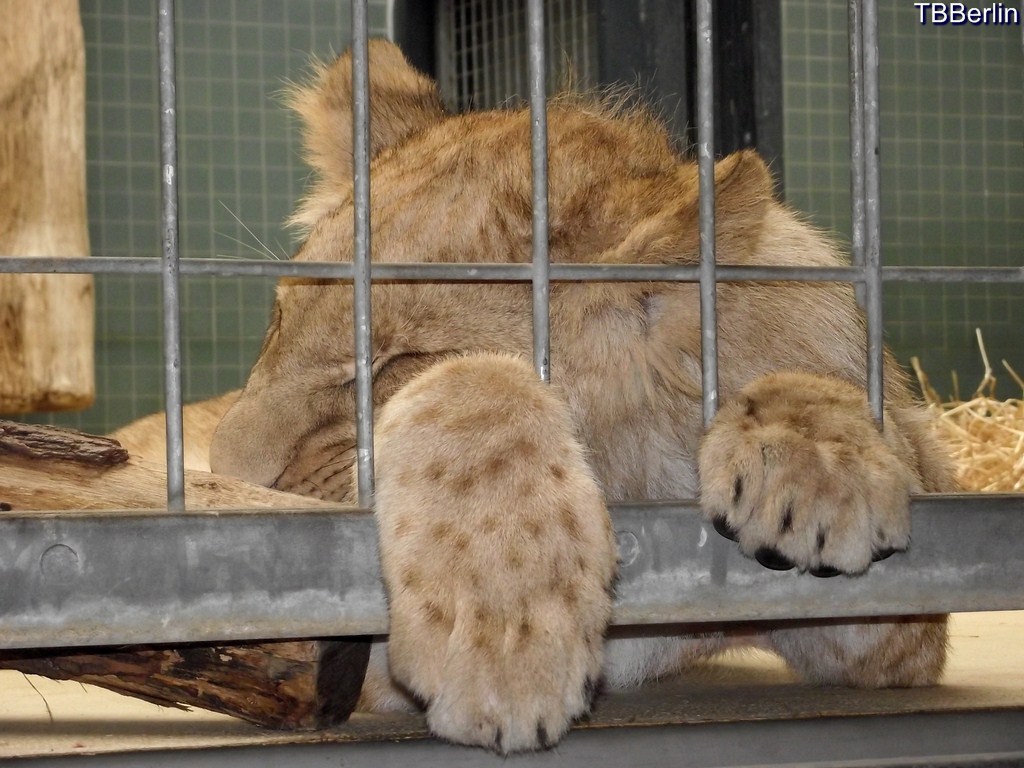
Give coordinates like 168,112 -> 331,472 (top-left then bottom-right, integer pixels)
407,598 -> 605,754
699,372 -> 920,576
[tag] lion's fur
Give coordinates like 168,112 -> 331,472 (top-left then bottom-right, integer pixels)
109,390 -> 240,472
114,40 -> 960,753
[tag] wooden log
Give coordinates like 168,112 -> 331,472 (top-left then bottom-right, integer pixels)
0,640 -> 372,731
0,0 -> 94,413
0,420 -> 372,730
0,418 -> 334,511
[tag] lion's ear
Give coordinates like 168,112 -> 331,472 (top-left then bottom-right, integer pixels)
286,40 -> 446,223
709,150 -> 777,261
606,150 -> 775,266
712,149 -> 775,219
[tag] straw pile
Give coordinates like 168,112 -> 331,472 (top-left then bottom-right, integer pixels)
912,330 -> 1024,493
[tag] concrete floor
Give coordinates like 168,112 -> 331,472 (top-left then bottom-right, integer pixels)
1,611 -> 1022,761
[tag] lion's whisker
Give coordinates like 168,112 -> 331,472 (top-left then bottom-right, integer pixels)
218,201 -> 282,260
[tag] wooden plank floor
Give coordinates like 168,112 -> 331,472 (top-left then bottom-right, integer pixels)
2,611 -> 1022,760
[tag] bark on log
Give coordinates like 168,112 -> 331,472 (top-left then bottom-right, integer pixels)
0,0 -> 94,413
0,640 -> 372,731
0,419 -> 332,511
0,420 -> 372,730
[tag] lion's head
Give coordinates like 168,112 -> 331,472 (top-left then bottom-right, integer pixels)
209,40 -> 774,502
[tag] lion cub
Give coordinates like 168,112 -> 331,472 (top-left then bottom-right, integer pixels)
115,40 -> 955,753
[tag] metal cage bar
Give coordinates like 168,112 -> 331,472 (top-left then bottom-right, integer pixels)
157,0 -> 185,512
861,0 -> 885,421
351,0 -> 375,505
696,0 -> 719,427
527,0 -> 551,382
1,257 -> 1022,284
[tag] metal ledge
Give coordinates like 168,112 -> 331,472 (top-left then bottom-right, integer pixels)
3,711 -> 1024,767
0,494 -> 1022,650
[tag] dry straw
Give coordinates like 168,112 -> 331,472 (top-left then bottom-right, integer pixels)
912,329 -> 1024,493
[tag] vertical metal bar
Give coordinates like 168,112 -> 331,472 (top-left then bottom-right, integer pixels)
352,0 -> 375,505
861,0 -> 884,421
157,0 -> 185,511
527,0 -> 550,382
696,0 -> 718,427
848,0 -> 867,309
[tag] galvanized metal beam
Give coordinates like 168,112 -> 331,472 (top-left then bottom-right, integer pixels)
1,495 -> 1021,650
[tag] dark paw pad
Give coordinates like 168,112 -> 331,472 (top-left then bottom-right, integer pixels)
810,564 -> 841,578
754,546 -> 794,571
713,516 -> 739,542
871,546 -> 902,562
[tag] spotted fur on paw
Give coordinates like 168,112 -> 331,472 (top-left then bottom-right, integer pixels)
699,372 -> 920,575
375,354 -> 617,753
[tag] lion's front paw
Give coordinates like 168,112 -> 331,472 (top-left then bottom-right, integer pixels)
400,597 -> 604,754
384,531 -> 611,754
698,372 -> 920,576
374,353 -> 616,753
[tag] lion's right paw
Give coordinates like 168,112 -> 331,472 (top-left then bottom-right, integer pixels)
699,372 -> 921,576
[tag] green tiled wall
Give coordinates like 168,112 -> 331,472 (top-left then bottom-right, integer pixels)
782,1 -> 1022,397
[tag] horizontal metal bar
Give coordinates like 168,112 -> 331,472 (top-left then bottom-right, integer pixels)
1,494 -> 1021,650
880,266 -> 1024,283
1,257 -> 1021,284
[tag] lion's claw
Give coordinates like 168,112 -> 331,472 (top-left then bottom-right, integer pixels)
713,515 -> 740,542
755,546 -> 795,571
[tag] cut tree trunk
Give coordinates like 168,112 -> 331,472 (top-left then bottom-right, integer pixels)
0,640 -> 372,731
0,419 -> 336,512
0,421 -> 372,730
0,0 -> 94,413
